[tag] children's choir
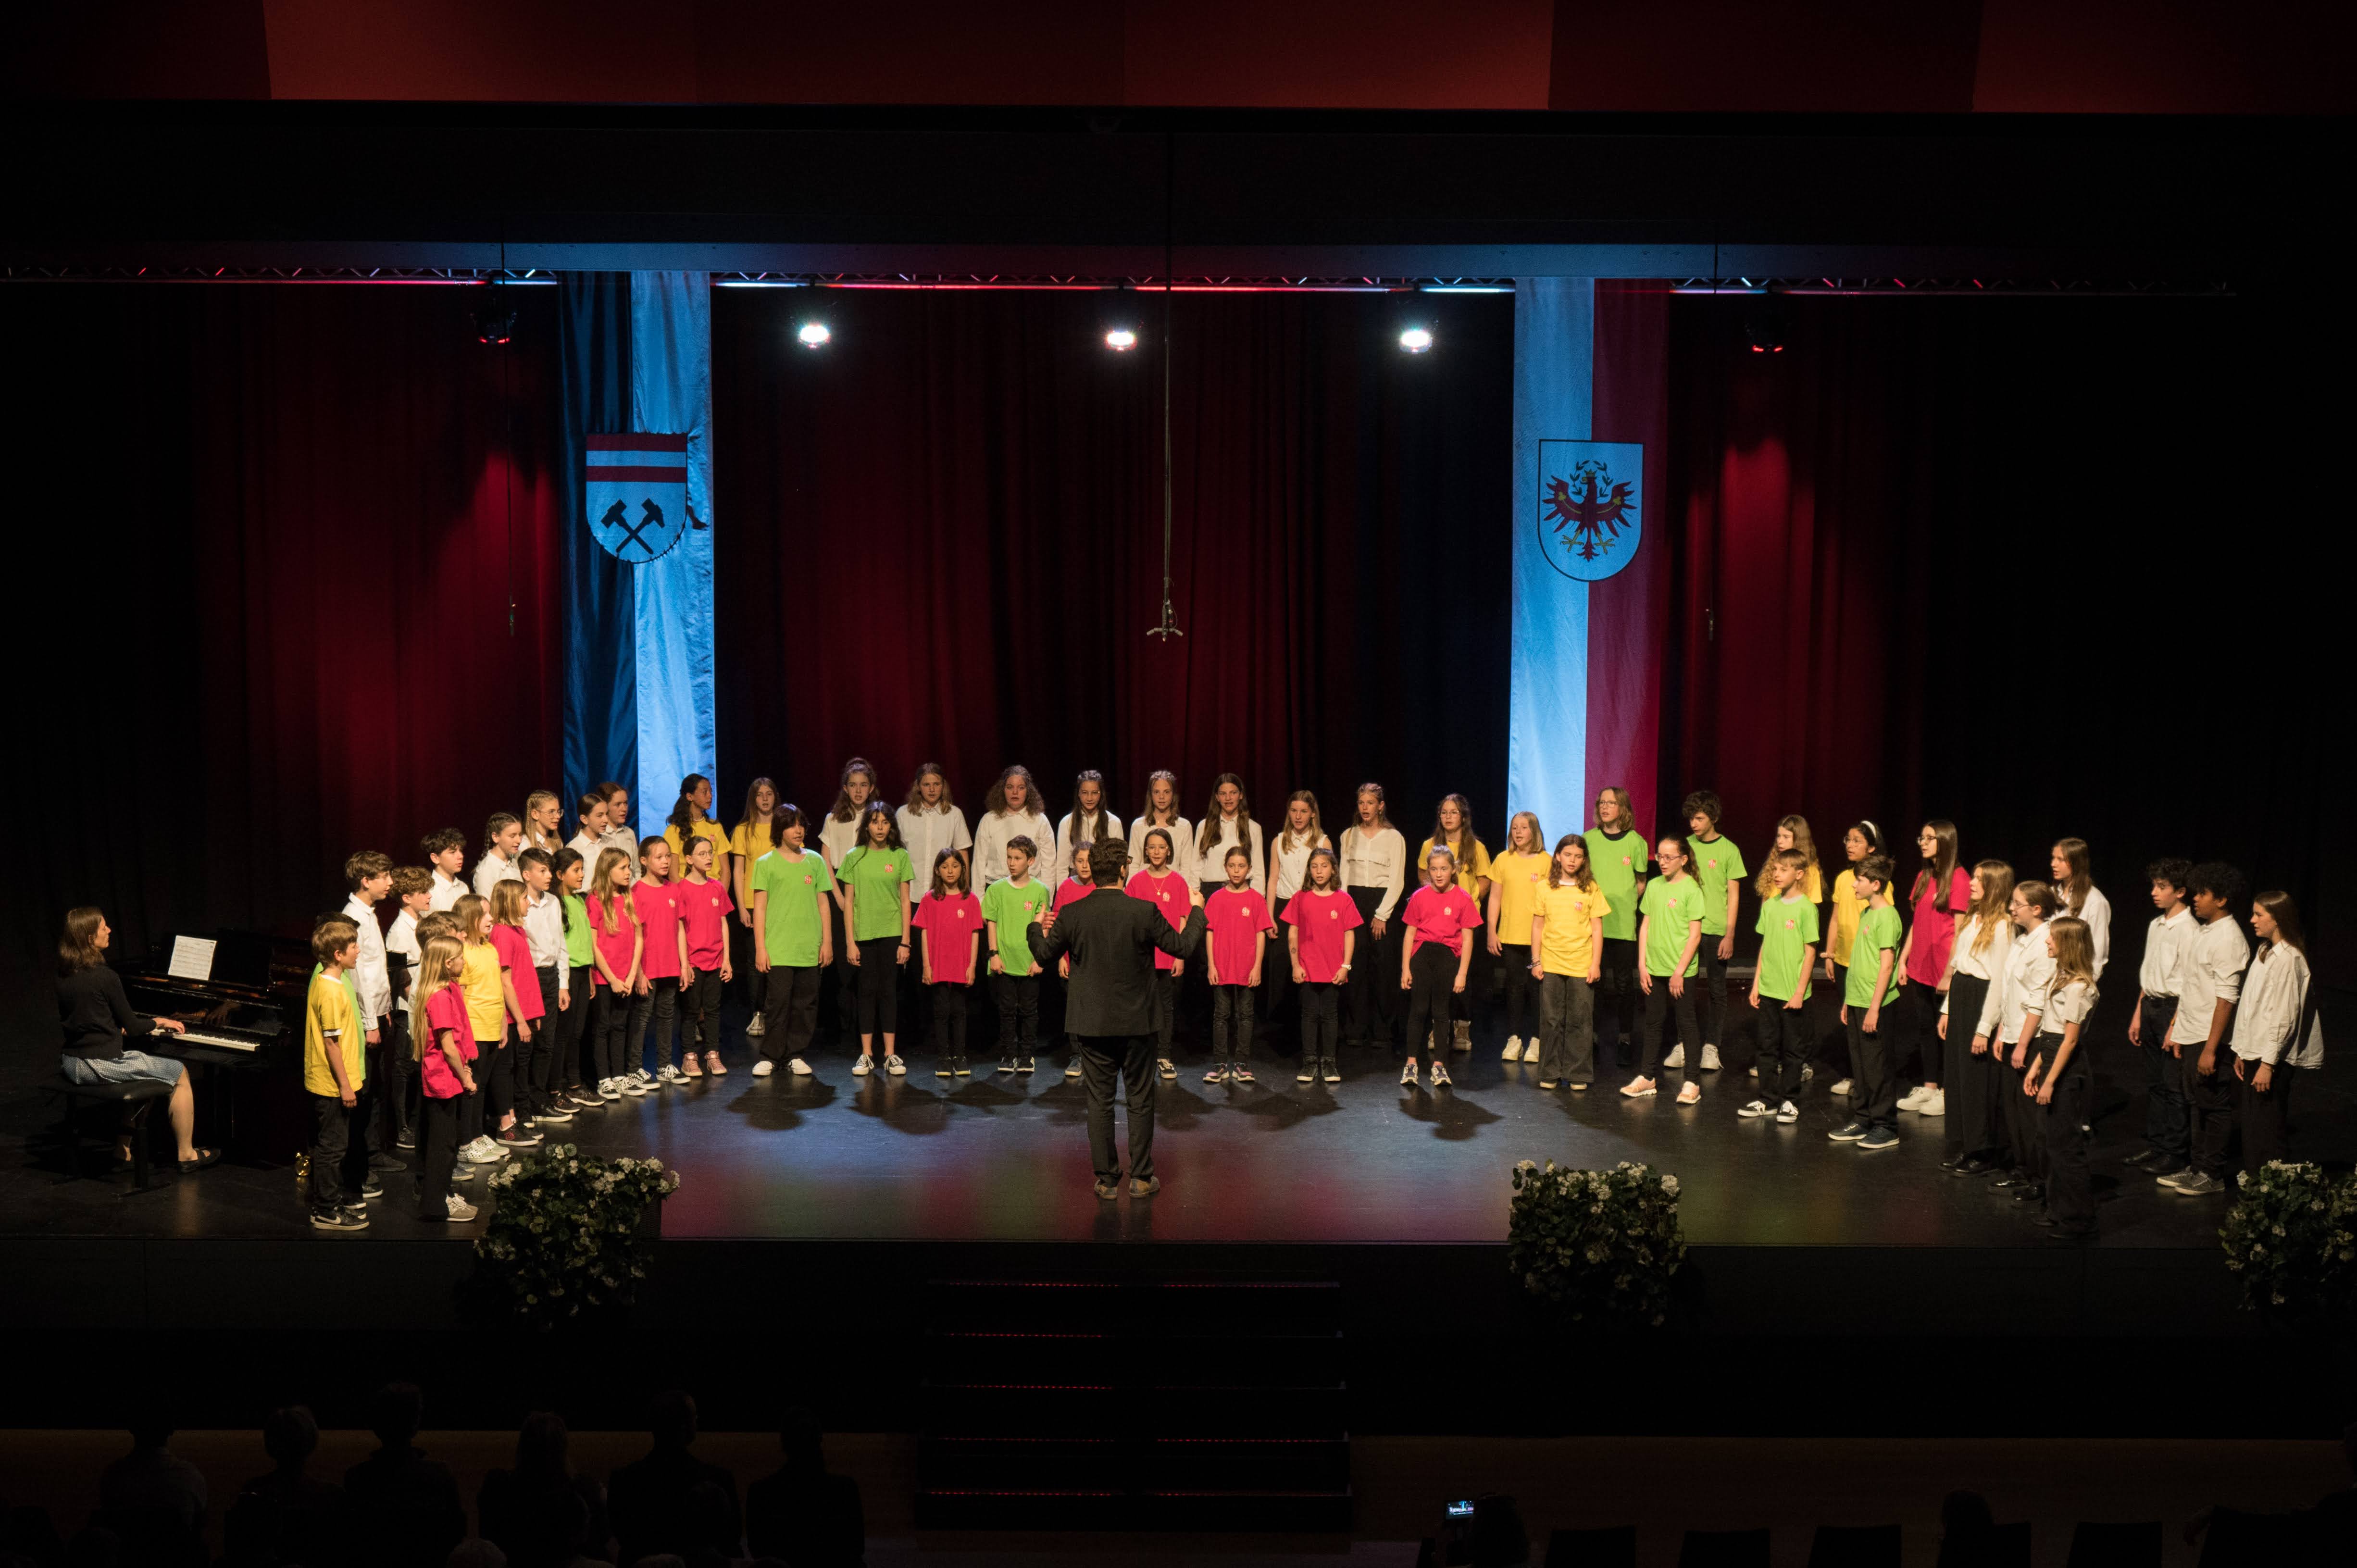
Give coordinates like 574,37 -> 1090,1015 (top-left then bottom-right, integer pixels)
51,762 -> 2327,1238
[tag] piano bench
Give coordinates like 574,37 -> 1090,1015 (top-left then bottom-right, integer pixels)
44,1076 -> 176,1192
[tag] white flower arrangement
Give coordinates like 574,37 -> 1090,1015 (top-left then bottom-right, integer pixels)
473,1143 -> 681,1330
2220,1160 -> 2356,1320
1508,1158 -> 1687,1327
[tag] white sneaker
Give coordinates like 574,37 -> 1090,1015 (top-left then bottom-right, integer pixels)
885,1054 -> 907,1076
1663,1044 -> 1685,1069
1736,1098 -> 1775,1119
1502,1036 -> 1523,1061
635,1068 -> 660,1089
597,1078 -> 623,1101
1776,1100 -> 1800,1124
1917,1088 -> 1946,1117
1700,1044 -> 1721,1070
746,1013 -> 767,1036
1831,1078 -> 1855,1097
444,1196 -> 479,1221
750,1059 -> 775,1077
853,1055 -> 873,1077
620,1076 -> 650,1096
788,1057 -> 814,1076
1897,1085 -> 1928,1111
658,1063 -> 686,1084
461,1140 -> 504,1165
1400,1060 -> 1420,1088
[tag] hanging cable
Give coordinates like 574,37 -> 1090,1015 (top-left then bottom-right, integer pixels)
1148,129 -> 1183,641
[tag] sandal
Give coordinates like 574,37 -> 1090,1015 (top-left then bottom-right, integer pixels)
705,1050 -> 726,1076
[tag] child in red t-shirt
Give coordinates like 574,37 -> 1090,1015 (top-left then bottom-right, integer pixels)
586,849 -> 645,1099
1127,828 -> 1191,1078
487,881 -> 542,1147
677,836 -> 736,1078
1203,845 -> 1276,1083
910,849 -> 984,1077
1283,846 -> 1362,1085
1400,846 -> 1482,1087
629,837 -> 693,1087
410,933 -> 478,1223
1052,842 -> 1101,1078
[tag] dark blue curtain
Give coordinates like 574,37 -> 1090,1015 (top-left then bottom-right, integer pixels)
560,272 -> 636,808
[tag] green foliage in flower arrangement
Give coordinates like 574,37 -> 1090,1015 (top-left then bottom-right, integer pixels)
474,1144 -> 681,1331
2220,1160 -> 2357,1321
1508,1159 -> 1686,1327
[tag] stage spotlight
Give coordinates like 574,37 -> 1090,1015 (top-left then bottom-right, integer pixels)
797,322 -> 832,348
1104,328 -> 1138,351
1398,326 -> 1434,353
1743,286 -> 1787,354
472,297 -> 517,346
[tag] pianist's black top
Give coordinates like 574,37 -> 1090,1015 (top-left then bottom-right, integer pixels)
56,962 -> 154,1060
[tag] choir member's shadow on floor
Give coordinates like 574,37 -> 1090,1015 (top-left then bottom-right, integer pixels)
848,1075 -> 953,1134
943,1076 -> 1028,1114
1151,1082 -> 1215,1131
725,1079 -> 838,1132
1229,1084 -> 1347,1132
1396,1086 -> 1503,1141
1029,1076 -> 1095,1127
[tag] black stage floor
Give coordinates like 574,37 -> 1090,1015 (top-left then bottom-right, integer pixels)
0,1013 -> 2234,1250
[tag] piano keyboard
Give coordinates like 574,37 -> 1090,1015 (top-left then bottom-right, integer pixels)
171,1029 -> 260,1053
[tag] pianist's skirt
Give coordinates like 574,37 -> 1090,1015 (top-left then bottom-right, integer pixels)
62,1049 -> 186,1087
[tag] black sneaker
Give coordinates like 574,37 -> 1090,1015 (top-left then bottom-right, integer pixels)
368,1153 -> 407,1173
393,1132 -> 417,1150
998,1056 -> 1017,1074
360,1179 -> 386,1199
2122,1147 -> 2161,1169
311,1209 -> 368,1231
1297,1062 -> 1315,1083
338,1201 -> 368,1220
1322,1058 -> 1341,1083
935,1063 -> 952,1078
1018,1057 -> 1036,1074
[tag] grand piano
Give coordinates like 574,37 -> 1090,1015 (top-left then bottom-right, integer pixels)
120,928 -> 315,1157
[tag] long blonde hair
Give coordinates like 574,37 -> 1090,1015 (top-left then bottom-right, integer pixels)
2047,916 -> 2097,993
1504,810 -> 1545,856
589,849 -> 633,935
1966,859 -> 2016,957
489,879 -> 528,928
452,893 -> 489,946
408,934 -> 465,1062
523,790 -> 561,851
1278,790 -> 1323,852
1755,815 -> 1820,899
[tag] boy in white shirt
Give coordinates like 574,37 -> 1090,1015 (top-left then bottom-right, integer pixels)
2161,862 -> 2250,1196
423,829 -> 468,912
341,851 -> 405,1179
384,865 -> 433,1149
2124,858 -> 2195,1177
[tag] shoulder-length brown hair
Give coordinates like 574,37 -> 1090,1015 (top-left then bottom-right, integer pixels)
831,758 -> 879,823
984,764 -> 1040,819
905,763 -> 958,815
57,907 -> 106,976
1546,834 -> 1595,891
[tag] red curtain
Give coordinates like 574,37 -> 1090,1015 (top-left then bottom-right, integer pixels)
6,284 -> 564,1038
711,286 -> 1513,844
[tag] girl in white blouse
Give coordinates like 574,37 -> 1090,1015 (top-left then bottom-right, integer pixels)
2025,915 -> 2101,1235
2048,837 -> 2112,977
2236,890 -> 2322,1172
1263,791 -> 1332,1048
1053,770 -> 1125,887
1195,775 -> 1266,896
973,765 -> 1056,887
1981,879 -> 2058,1200
1131,771 -> 1196,886
1339,784 -> 1407,1050
1936,859 -> 2017,1174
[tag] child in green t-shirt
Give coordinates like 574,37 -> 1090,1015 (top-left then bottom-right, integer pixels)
839,801 -> 916,1078
1740,849 -> 1821,1124
1682,789 -> 1747,1070
981,836 -> 1052,1073
1627,836 -> 1709,1105
1830,854 -> 1906,1148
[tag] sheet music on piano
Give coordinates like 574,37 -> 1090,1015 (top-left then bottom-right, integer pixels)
168,935 -> 217,982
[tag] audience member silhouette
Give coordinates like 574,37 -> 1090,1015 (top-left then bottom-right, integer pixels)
478,1414 -> 608,1568
343,1384 -> 466,1568
96,1422 -> 205,1568
742,1409 -> 863,1568
606,1393 -> 738,1568
225,1406 -> 349,1568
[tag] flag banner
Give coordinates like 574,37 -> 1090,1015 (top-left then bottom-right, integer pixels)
1535,440 -> 1642,584
627,272 -> 716,843
586,433 -> 690,564
1508,279 -> 1597,843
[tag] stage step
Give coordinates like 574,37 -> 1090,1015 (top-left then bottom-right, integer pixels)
914,1275 -> 1352,1533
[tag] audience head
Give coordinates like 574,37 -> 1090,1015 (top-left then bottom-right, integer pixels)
1466,1493 -> 1528,1568
370,1381 -> 425,1448
448,1541 -> 506,1568
648,1389 -> 698,1449
262,1405 -> 319,1470
1940,1489 -> 1995,1541
515,1411 -> 570,1476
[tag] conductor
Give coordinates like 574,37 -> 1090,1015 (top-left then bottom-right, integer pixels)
1026,837 -> 1205,1198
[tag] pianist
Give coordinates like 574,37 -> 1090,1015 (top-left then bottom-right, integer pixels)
56,907 -> 220,1172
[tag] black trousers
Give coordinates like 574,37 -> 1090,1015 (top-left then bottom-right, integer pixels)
1849,1010 -> 1897,1133
1596,936 -> 1640,1066
1753,996 -> 1808,1105
1499,942 -> 1542,1041
1403,942 -> 1459,1061
1943,973 -> 2002,1160
2183,1036 -> 2237,1178
543,971 -> 587,1093
1693,940 -> 1730,1048
854,938 -> 900,1036
929,983 -> 969,1062
760,964 -> 823,1063
465,1031 -> 511,1140
525,967 -> 563,1109
992,971 -> 1040,1056
1998,1038 -> 2045,1180
2239,1060 -> 2297,1173
1343,886 -> 1399,1045
1298,981 -> 1341,1065
2138,995 -> 2187,1161
1816,962 -> 1852,1076
682,965 -> 723,1049
1076,1033 -> 1158,1183
1642,978 -> 1699,1080
1538,973 -> 1595,1084
308,1091 -> 358,1212
1148,971 -> 1177,1057
588,985 -> 624,1082
642,973 -> 682,1072
2040,1041 -> 2095,1231
824,901 -> 856,1043
415,1092 -> 461,1220
371,1015 -> 412,1147
1900,978 -> 1945,1085
1210,986 -> 1255,1063
1261,895 -> 1293,1045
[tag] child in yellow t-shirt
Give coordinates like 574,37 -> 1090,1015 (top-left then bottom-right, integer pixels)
1485,811 -> 1551,1062
304,916 -> 368,1230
